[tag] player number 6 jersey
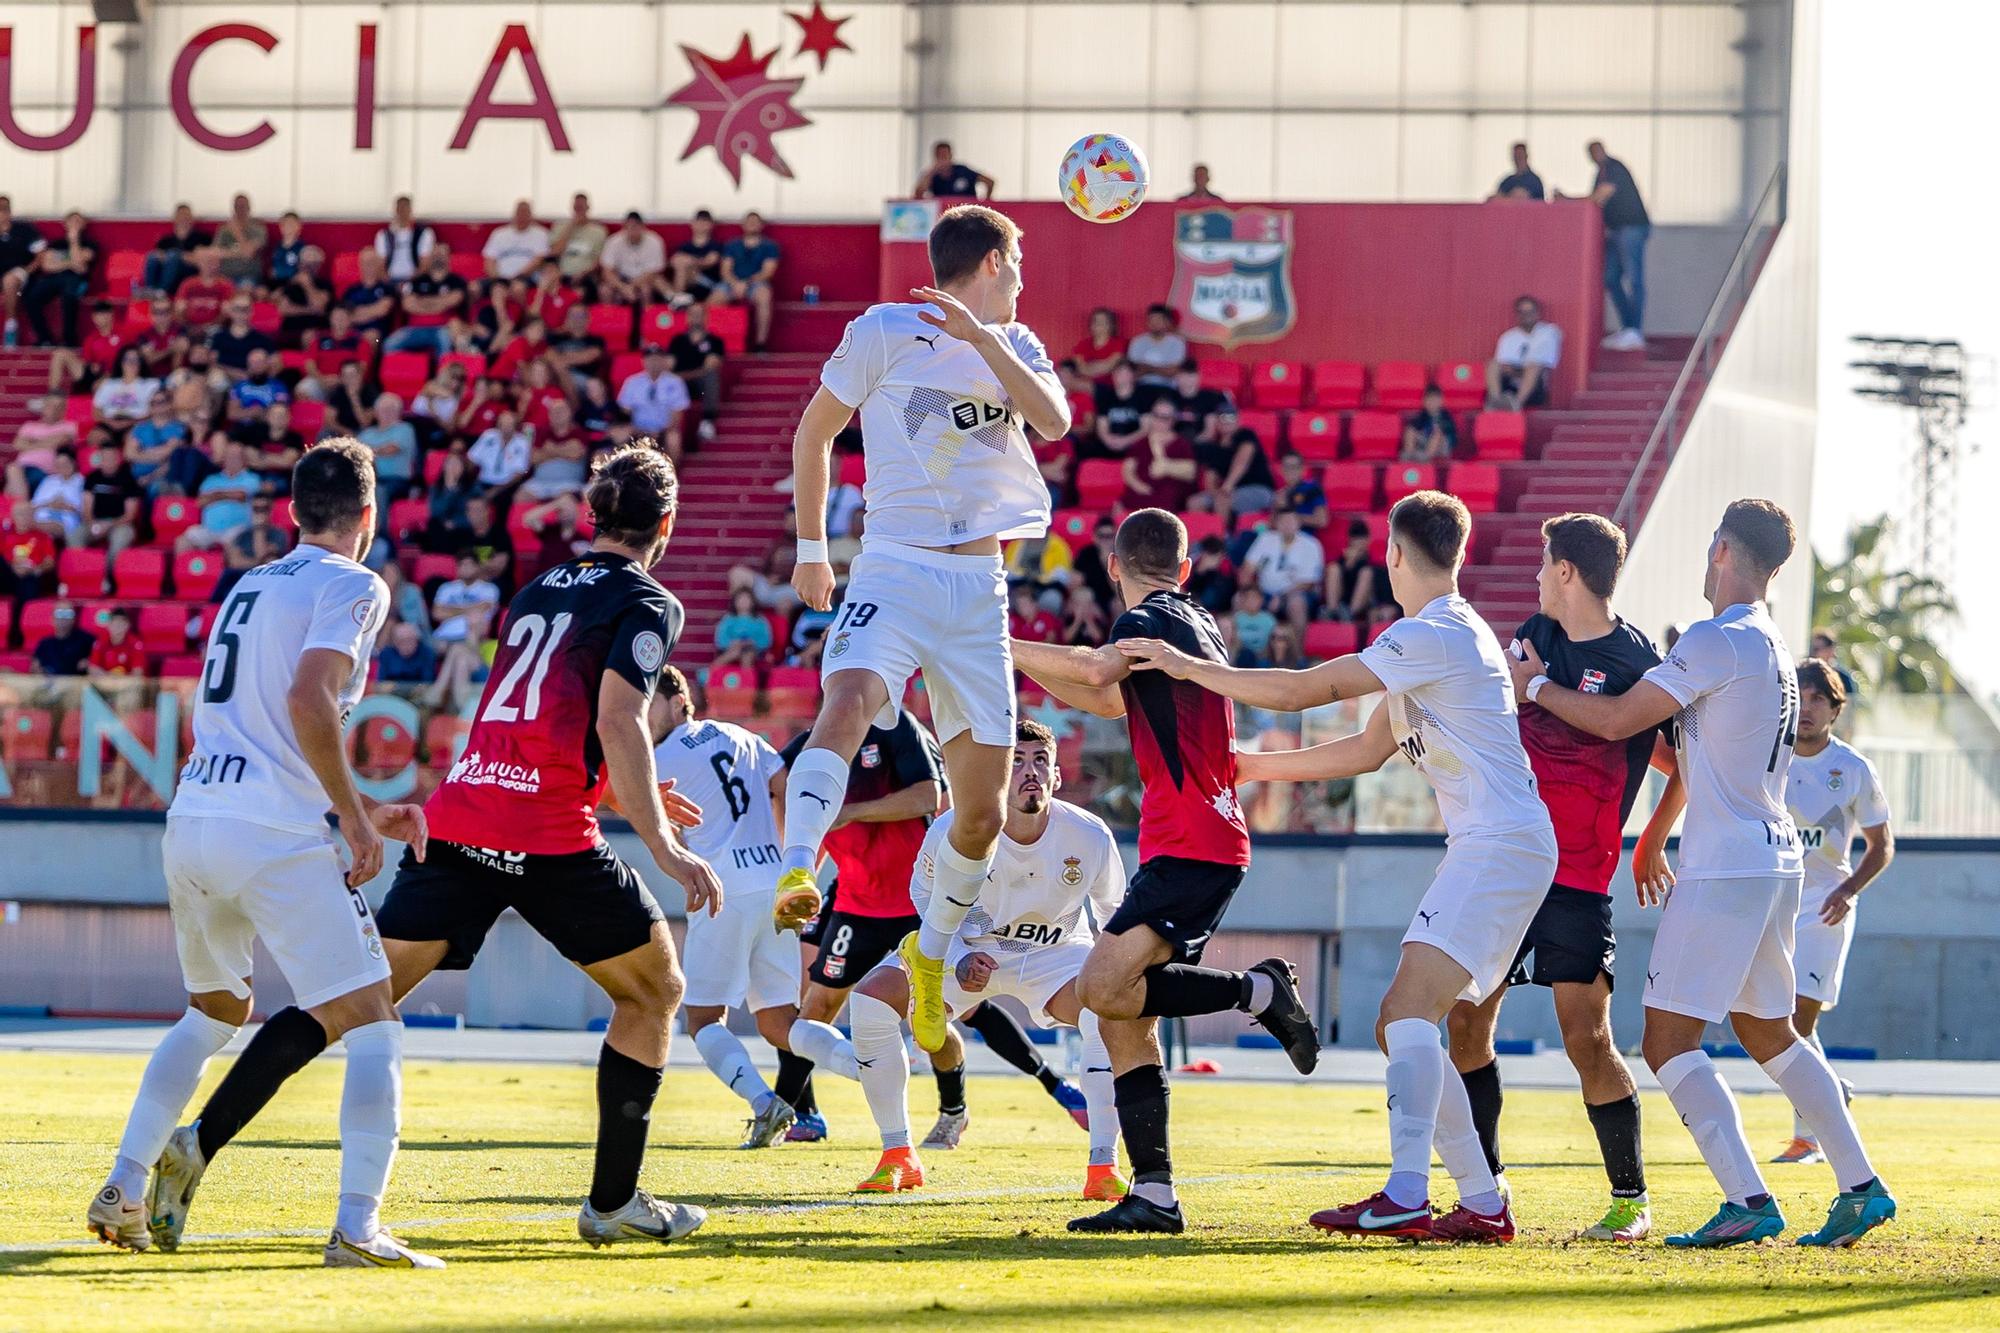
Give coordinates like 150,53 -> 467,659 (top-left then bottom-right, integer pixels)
651,719 -> 786,897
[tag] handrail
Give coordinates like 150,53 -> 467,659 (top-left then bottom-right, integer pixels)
1610,162 -> 1788,529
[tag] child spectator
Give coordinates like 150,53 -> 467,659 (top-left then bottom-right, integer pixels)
1071,308 -> 1121,381
1008,581 -> 1063,644
1240,504 -> 1324,634
1231,587 -> 1278,667
1063,582 -> 1109,647
713,588 -> 774,668
1274,451 -> 1329,530
1401,384 -> 1458,461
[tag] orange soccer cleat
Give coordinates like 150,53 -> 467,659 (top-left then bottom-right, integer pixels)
1082,1164 -> 1130,1202
853,1146 -> 926,1194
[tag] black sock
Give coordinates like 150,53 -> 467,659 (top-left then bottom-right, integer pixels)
1113,1065 -> 1173,1187
1846,1175 -> 1878,1196
774,1051 -> 814,1109
1459,1059 -> 1505,1178
194,1006 -> 328,1162
962,1003 -> 1057,1090
1138,964 -> 1246,1018
934,1064 -> 966,1116
589,1043 -> 663,1213
1586,1093 -> 1647,1197
1745,1191 -> 1772,1210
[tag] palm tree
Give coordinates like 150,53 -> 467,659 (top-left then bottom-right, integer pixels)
1811,516 -> 1957,693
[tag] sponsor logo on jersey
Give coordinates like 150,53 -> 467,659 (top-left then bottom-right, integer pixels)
445,749 -> 544,793
179,750 -> 249,786
363,924 -> 385,959
1210,785 -> 1246,827
632,630 -> 665,673
997,917 -> 1065,946
859,743 -> 880,767
1827,767 -> 1845,791
921,851 -> 935,879
831,322 -> 853,359
830,631 -> 852,659
350,597 -> 377,628
1169,206 -> 1298,349
1580,668 -> 1607,694
1377,635 -> 1405,657
1061,856 -> 1083,886
1799,826 -> 1826,849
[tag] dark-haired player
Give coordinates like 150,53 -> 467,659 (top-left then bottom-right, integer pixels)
1513,499 -> 1895,1247
1123,492 -> 1556,1243
90,439 -> 436,1266
143,442 -> 723,1253
1013,508 -> 1317,1235
782,204 -> 1072,1056
1447,512 -> 1668,1242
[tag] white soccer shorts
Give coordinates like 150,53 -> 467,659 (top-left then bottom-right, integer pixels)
162,815 -> 392,1010
1791,905 -> 1857,1008
943,938 -> 1093,1027
1643,874 -> 1801,1023
822,542 -> 1014,747
1401,827 -> 1559,1003
681,891 -> 804,1012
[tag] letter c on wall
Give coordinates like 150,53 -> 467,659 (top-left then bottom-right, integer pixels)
171,23 -> 278,152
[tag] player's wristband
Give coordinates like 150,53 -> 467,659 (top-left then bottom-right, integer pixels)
796,538 -> 830,565
1525,674 -> 1552,703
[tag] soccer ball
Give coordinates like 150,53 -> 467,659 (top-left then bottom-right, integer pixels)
1058,133 -> 1149,224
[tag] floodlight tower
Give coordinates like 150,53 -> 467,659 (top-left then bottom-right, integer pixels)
1847,336 -> 1970,588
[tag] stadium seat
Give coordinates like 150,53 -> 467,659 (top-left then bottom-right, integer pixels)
638,305 -> 687,347
1075,459 -> 1124,512
159,654 -> 205,679
153,496 -> 198,544
1320,462 -> 1377,512
1472,410 -> 1528,459
331,251 -> 362,292
1050,509 -> 1096,545
2,708 -> 53,764
57,547 -> 108,598
78,601 -> 120,635
1289,411 -> 1341,462
388,497 -> 430,543
0,599 -> 11,647
1249,361 -> 1306,409
1347,411 -> 1401,460
1180,511 -> 1225,548
765,665 -> 819,715
65,396 -> 94,431
113,547 -> 167,600
359,715 -> 417,771
411,552 -> 459,587
1367,619 -> 1397,645
137,603 -> 190,654
1197,361 -> 1246,396
290,398 -> 328,440
1448,461 -> 1502,511
1434,360 -> 1483,410
610,351 -> 645,387
703,664 -> 757,716
1234,409 -> 1285,460
17,600 -> 59,646
837,453 -> 867,488
706,304 -> 750,354
189,603 -> 220,643
440,352 -> 488,382
1362,513 -> 1390,562
1383,463 -> 1437,504
1309,361 -> 1366,410
587,303 -> 635,349
424,451 -> 451,487
250,302 -> 282,336
1303,621 -> 1360,660
173,551 -> 223,601
1372,361 -> 1428,410
379,352 -> 430,399
105,250 -> 146,300
448,251 -> 485,281
0,651 -> 29,672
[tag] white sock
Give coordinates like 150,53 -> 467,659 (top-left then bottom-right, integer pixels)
694,1023 -> 772,1109
1762,1040 -> 1876,1191
1243,970 -> 1274,1015
335,1020 -> 403,1241
109,1008 -> 237,1197
1079,1010 -> 1120,1168
850,992 -> 911,1150
1658,1048 -> 1765,1205
1133,1181 -> 1177,1208
1435,1059 -> 1502,1213
917,839 -> 993,958
1792,1031 -> 1822,1141
787,1017 -> 859,1080
780,748 -> 851,875
1382,1017 -> 1444,1208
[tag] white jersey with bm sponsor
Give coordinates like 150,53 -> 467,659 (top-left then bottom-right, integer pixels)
1642,602 -> 1803,879
819,302 -> 1056,547
170,544 -> 388,836
1359,594 -> 1553,843
1787,737 -> 1890,911
911,802 -> 1125,954
652,719 -> 786,897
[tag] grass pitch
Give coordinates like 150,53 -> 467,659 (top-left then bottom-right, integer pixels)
3,1049 -> 1997,1330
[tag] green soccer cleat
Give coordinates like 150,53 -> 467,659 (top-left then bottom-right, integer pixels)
1664,1197 -> 1785,1248
1797,1180 -> 1896,1248
1582,1194 -> 1652,1242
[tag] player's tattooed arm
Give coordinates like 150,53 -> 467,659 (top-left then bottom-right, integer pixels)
1234,702 -> 1396,783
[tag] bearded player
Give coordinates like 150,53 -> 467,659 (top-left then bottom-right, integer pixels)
779,204 -> 1071,1058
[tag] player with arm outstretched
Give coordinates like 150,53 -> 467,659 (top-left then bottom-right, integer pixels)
778,205 -> 1071,1060
1120,492 -> 1556,1243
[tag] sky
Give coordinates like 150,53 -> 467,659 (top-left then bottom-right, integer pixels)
1814,2 -> 1999,703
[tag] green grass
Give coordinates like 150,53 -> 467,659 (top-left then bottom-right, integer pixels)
3,1050 -> 1997,1329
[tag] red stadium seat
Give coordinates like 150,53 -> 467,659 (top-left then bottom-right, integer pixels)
837,453 -> 867,488
153,495 -> 199,544
105,250 -> 146,300
424,451 -> 450,486
113,547 -> 167,599
411,553 -> 458,587
77,601 -> 119,636
448,251 -> 485,281
1049,509 -> 1096,545
57,547 -> 108,598
610,351 -> 645,387
1319,462 -> 1377,512
331,251 -> 363,292
1197,361 -> 1245,396
378,352 -> 430,399
1075,459 -> 1123,512
123,299 -> 155,333
1179,511 -> 1225,548
1383,463 -> 1437,504
1362,513 -> 1390,562
1448,461 -> 1501,511
588,304 -> 635,350
1347,411 -> 1401,460
1289,411 -> 1341,462
359,715 -> 417,772
0,599 -> 11,647
764,665 -> 819,715
704,664 -> 757,717
441,352 -> 488,382
18,600 -> 59,646
290,398 -> 328,440
1303,621 -> 1360,661
1372,361 -> 1428,410
1367,619 -> 1397,645
1308,361 -> 1366,410
66,396 -> 94,430
173,551 -> 223,601
250,302 -> 282,336
1234,409 -> 1284,459
706,304 -> 750,354
388,497 -> 430,543
1472,411 -> 1528,459
189,603 -> 220,644
1433,360 -> 1483,410
1249,361 -> 1305,409
2,708 -> 53,764
638,305 -> 687,347
159,654 -> 205,679
137,603 -> 191,654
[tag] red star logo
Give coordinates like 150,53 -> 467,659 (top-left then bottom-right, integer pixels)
664,36 -> 811,184
787,2 -> 853,71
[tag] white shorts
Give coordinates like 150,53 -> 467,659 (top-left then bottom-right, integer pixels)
1792,903 -> 1857,1008
1401,828 -> 1558,1004
681,893 -> 803,1012
824,542 -> 1014,747
1644,874 -> 1801,1023
875,937 -> 1090,1028
162,816 -> 391,1011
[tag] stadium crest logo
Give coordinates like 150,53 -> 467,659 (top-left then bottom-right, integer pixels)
1169,207 -> 1298,349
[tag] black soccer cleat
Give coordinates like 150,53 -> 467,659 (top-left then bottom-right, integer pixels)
1067,1194 -> 1187,1235
1248,957 -> 1320,1075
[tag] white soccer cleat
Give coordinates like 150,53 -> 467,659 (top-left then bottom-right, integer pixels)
577,1190 -> 707,1247
738,1097 -> 797,1150
920,1108 -> 969,1151
148,1124 -> 208,1252
323,1227 -> 445,1269
86,1182 -> 151,1251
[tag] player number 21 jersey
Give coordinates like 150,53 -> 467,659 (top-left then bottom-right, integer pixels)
651,719 -> 786,896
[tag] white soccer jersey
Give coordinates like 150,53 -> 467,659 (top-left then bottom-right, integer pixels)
1787,738 -> 1890,910
1641,602 -> 1803,879
819,302 -> 1056,547
911,802 -> 1125,954
171,544 -> 388,836
652,719 -> 786,896
1359,594 -> 1552,842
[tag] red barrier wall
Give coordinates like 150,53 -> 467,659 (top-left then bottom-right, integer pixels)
879,200 -> 1603,399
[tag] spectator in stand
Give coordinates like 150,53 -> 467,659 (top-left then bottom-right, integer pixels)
133,298 -> 190,379
1091,360 -> 1151,461
209,296 -> 277,384
268,211 -> 308,284
176,440 -> 257,550
357,391 -> 417,506
786,598 -> 838,669
408,360 -> 467,449
519,399 -> 589,505
729,537 -> 799,614
599,212 -> 668,305
30,448 -> 86,540
1194,404 -> 1277,518
1240,503 -> 1324,634
374,195 -> 436,283
1491,142 -> 1545,201
1400,384 -> 1458,462
385,244 -> 467,357
914,141 -> 994,200
617,345 -> 690,460
1169,358 -> 1229,445
721,211 -> 780,351
1008,582 -> 1063,644
275,244 -> 330,344
713,587 -> 774,668
1186,533 -> 1235,613
524,259 -> 577,338
1323,516 -> 1393,624
515,357 -> 568,434
549,304 -> 607,391
1063,582 -> 1109,647
174,248 -> 234,335
488,315 -> 548,384
380,561 -> 431,638
7,397 -> 79,497
521,493 -> 593,574
1071,308 -> 1122,381
1177,164 -> 1223,202
1582,140 -> 1650,350
23,211 -> 96,348
92,348 -> 161,430
423,447 -> 479,552
165,342 -> 219,423
218,494 -> 291,594
0,196 -> 46,344
46,299 -> 127,398
76,439 -> 143,555
340,249 -> 397,340
226,348 -> 289,431
126,391 -> 188,492
1031,423 -> 1075,508
669,210 -> 726,306
32,603 -> 94,676
468,409 -> 532,494
1484,294 -> 1561,410
1810,628 -> 1861,699
459,496 -> 516,593
668,302 -> 726,436
433,552 -> 501,643
236,399 -> 305,484
1231,586 -> 1278,667
212,194 -> 267,289
141,203 -> 211,299
1003,531 -> 1073,607
1120,399 -> 1199,514
324,359 -> 378,434
550,192 -> 607,288
484,200 -> 552,283
428,607 -> 494,711
1125,304 -> 1187,387
576,374 -> 634,445
1,501 -> 57,604
1056,359 -> 1096,449
375,620 -> 438,685
1071,515 -> 1117,609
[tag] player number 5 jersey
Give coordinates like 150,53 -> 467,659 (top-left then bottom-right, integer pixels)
1787,738 -> 1889,908
819,303 -> 1055,547
651,719 -> 786,896
910,804 -> 1125,954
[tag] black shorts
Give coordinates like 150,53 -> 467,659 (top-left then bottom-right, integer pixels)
806,910 -> 918,989
1504,884 -> 1616,989
376,839 -> 665,971
1102,856 -> 1246,964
